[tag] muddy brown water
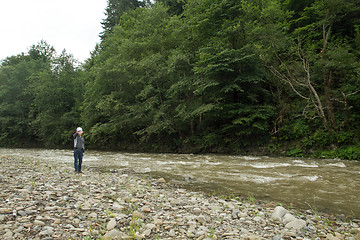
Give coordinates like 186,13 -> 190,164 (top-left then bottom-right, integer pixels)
1,148 -> 359,217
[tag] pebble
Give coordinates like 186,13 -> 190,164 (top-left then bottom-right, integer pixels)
34,220 -> 45,226
145,223 -> 156,230
102,229 -> 127,239
133,211 -> 145,219
153,218 -> 163,225
107,218 -> 117,230
193,207 -> 202,215
143,229 -> 151,236
142,206 -> 151,213
169,229 -> 176,237
0,155 -> 358,239
157,178 -> 166,183
273,234 -> 282,240
39,227 -> 54,236
3,230 -> 13,238
253,216 -> 263,222
356,233 -> 360,240
326,233 -> 341,240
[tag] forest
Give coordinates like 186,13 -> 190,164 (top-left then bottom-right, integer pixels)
0,0 -> 360,160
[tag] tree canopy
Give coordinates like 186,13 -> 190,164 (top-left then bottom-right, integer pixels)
1,0 -> 360,159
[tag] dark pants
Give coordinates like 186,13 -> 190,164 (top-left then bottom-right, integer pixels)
74,149 -> 83,172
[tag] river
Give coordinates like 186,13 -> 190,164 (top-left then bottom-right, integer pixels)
1,148 -> 359,217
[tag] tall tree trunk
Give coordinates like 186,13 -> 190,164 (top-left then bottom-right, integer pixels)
200,94 -> 204,124
323,70 -> 337,130
190,119 -> 194,135
341,91 -> 350,127
302,54 -> 329,130
321,14 -> 337,130
308,78 -> 329,130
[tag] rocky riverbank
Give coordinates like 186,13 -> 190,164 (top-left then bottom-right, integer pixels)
0,155 -> 359,240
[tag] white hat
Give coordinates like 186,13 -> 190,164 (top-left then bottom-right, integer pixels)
76,127 -> 83,132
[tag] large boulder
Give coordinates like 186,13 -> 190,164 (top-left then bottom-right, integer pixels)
271,206 -> 288,221
285,219 -> 306,230
283,213 -> 296,224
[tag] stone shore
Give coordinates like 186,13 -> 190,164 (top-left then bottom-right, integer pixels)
0,155 -> 359,240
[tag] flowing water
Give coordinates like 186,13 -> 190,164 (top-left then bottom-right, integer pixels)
1,148 -> 359,217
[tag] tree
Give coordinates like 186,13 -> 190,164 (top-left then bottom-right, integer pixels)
181,0 -> 279,150
29,45 -> 81,146
156,0 -> 185,15
1,0 -> 359,156
85,4 -> 188,149
267,0 -> 360,131
100,0 -> 147,39
0,55 -> 35,145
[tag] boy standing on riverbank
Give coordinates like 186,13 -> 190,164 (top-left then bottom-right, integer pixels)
73,127 -> 85,173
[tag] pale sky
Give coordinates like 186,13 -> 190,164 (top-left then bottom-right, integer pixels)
0,0 -> 108,63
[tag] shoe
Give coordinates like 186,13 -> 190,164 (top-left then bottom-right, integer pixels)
78,171 -> 84,174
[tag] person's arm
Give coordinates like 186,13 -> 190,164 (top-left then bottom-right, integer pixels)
73,132 -> 79,139
81,137 -> 85,152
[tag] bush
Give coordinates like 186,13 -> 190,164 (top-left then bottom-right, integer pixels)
311,143 -> 360,160
311,150 -> 337,159
278,119 -> 311,141
301,136 -> 314,149
293,120 -> 311,138
336,131 -> 355,145
286,148 -> 303,157
312,129 -> 335,146
336,145 -> 360,160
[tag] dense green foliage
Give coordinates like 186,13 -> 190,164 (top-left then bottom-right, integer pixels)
0,41 -> 82,147
1,0 -> 359,159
